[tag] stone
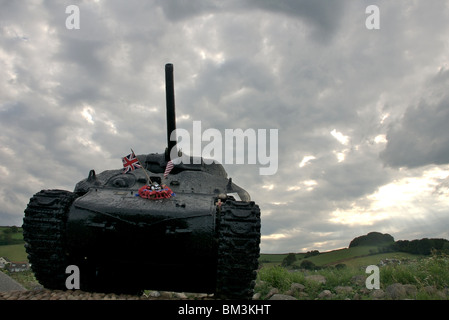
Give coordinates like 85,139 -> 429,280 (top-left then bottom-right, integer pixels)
386,283 -> 406,300
318,290 -> 333,300
160,291 -> 174,299
174,292 -> 188,299
334,286 -> 353,295
351,275 -> 366,286
269,294 -> 297,300
371,289 -> 385,299
290,283 -> 306,292
148,290 -> 161,298
305,275 -> 326,284
265,288 -> 279,299
252,292 -> 261,300
423,285 -> 437,295
403,284 -> 417,298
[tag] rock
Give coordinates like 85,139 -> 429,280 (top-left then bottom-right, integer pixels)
71,290 -> 83,296
305,275 -> 326,284
359,287 -> 371,295
174,292 -> 188,299
371,289 -> 385,299
160,291 -> 174,299
290,283 -> 305,292
285,283 -> 305,296
422,285 -> 446,299
93,293 -> 105,299
252,292 -> 261,300
318,290 -> 332,300
334,286 -> 353,295
269,294 -> 297,300
423,285 -> 437,295
386,283 -> 407,300
103,294 -> 116,300
265,288 -> 279,299
297,292 -> 309,299
148,290 -> 161,298
403,284 -> 417,298
351,275 -> 366,286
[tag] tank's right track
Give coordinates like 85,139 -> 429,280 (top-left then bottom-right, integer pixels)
215,200 -> 261,299
22,189 -> 78,290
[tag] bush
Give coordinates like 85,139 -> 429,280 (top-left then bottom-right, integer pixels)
258,266 -> 292,292
281,253 -> 297,267
380,254 -> 449,289
334,263 -> 347,270
304,250 -> 320,258
300,260 -> 316,270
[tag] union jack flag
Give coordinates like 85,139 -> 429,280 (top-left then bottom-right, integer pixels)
122,151 -> 142,173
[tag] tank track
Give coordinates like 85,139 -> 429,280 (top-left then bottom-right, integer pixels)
215,200 -> 261,299
22,189 -> 78,290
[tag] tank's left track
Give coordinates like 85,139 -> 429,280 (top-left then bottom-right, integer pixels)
22,189 -> 78,290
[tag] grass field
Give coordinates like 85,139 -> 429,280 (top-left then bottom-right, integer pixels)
259,246 -> 425,269
0,226 -> 27,262
0,244 -> 28,261
256,253 -> 449,300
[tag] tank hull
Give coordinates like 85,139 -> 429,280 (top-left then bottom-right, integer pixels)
23,188 -> 260,297
65,188 -> 219,292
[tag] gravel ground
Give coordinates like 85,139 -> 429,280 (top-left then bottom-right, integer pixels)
0,270 -> 215,300
0,288 -> 216,300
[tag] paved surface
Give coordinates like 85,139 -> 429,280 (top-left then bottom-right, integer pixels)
0,271 -> 26,292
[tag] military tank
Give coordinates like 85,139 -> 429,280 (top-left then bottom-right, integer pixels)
22,64 -> 261,299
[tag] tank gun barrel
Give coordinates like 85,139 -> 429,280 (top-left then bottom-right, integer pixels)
165,63 -> 177,160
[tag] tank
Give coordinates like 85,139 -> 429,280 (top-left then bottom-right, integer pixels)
22,64 -> 261,299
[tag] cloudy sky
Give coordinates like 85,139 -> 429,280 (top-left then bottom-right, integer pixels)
2,0 -> 449,253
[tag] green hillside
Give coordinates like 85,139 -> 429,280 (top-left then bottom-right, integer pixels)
0,226 -> 24,245
0,226 -> 27,262
259,231 -> 448,269
259,246 -> 424,269
0,244 -> 28,261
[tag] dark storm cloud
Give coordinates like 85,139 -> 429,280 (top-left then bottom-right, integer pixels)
157,0 -> 346,43
156,0 -> 220,21
381,69 -> 449,168
245,0 -> 345,42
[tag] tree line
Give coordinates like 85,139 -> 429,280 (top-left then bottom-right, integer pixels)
384,238 -> 449,255
348,231 -> 449,255
0,226 -> 23,246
